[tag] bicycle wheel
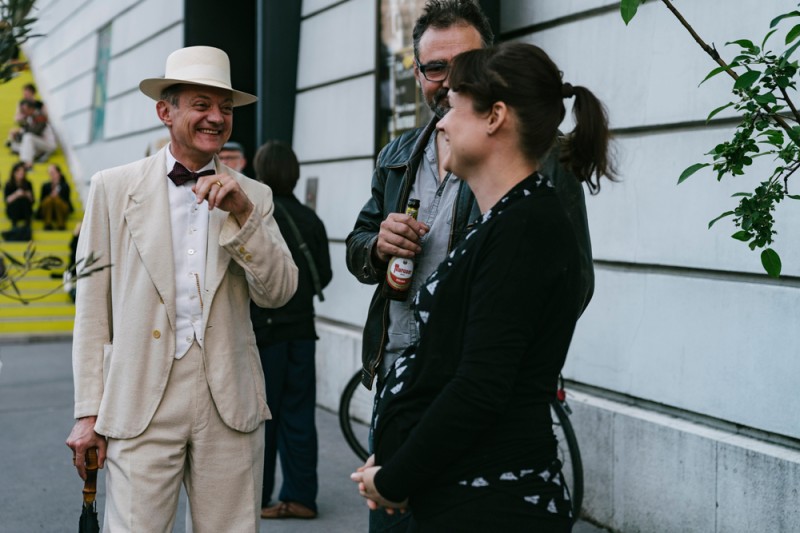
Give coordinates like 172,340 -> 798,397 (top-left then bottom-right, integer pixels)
338,370 -> 374,461
550,399 -> 584,518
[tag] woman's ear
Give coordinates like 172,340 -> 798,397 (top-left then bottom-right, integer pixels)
486,101 -> 508,136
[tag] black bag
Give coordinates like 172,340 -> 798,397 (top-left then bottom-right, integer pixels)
2,225 -> 32,242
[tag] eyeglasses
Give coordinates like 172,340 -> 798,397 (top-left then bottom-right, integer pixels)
415,58 -> 450,82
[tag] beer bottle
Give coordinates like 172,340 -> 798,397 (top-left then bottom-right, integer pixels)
382,198 -> 421,301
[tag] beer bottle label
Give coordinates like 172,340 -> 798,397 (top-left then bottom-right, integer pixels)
386,257 -> 414,291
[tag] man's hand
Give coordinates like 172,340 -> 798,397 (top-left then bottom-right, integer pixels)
351,455 -> 408,513
193,174 -> 254,227
374,213 -> 429,263
66,416 -> 107,480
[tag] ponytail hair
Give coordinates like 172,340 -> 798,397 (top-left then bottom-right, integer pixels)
562,85 -> 615,193
448,42 -> 615,193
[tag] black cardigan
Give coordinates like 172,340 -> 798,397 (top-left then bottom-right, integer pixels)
373,177 -> 586,515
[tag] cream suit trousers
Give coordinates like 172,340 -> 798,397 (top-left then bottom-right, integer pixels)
103,343 -> 264,532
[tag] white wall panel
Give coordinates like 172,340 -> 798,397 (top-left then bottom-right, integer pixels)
298,159 -> 375,240
104,91 -> 162,139
29,0 -> 139,62
61,110 -> 91,147
27,0 -> 92,55
37,36 -> 97,91
315,242 -> 376,326
106,26 -> 184,99
565,267 -> 800,439
525,2 -> 790,129
586,128 -> 800,276
110,0 -> 182,55
46,72 -> 94,118
500,0 -> 614,32
72,131 -> 164,188
293,76 -> 375,161
302,0 -> 344,17
297,0 -> 375,89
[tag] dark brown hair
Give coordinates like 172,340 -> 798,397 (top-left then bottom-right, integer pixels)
253,140 -> 299,195
448,42 -> 615,192
8,161 -> 29,188
412,0 -> 494,59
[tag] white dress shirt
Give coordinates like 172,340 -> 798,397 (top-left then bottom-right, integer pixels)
166,146 -> 212,359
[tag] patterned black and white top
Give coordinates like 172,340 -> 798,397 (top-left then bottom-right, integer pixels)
372,173 -> 584,525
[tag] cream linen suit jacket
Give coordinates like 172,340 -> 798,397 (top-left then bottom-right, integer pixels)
72,147 -> 298,439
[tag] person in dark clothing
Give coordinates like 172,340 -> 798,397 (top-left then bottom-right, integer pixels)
351,42 -> 615,532
252,140 -> 332,521
347,3 -> 593,531
4,161 -> 34,231
38,164 -> 73,230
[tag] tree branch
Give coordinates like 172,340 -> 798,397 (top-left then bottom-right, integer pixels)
778,86 -> 800,124
779,160 -> 800,194
660,0 -> 796,138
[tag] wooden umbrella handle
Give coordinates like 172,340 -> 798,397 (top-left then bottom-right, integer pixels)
82,448 -> 98,505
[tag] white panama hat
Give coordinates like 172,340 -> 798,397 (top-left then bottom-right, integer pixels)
139,46 -> 257,107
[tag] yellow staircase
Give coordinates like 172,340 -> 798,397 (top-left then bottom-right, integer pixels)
0,68 -> 81,340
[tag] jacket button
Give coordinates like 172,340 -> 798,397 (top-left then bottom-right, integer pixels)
153,330 -> 161,339
239,246 -> 246,254
244,253 -> 252,262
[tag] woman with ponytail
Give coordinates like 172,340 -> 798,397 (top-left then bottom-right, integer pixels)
352,42 -> 613,531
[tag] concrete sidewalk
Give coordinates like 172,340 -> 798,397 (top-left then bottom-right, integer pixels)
0,340 -> 605,532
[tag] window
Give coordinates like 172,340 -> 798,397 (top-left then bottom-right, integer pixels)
90,24 -> 112,141
376,0 -> 432,149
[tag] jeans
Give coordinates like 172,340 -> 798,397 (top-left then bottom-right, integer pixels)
259,339 -> 318,510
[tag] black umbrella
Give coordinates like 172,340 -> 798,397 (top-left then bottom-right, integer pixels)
78,448 -> 99,533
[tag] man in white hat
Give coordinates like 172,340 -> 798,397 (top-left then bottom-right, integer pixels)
66,46 -> 298,532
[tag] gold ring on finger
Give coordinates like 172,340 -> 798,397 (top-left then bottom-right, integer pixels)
215,180 -> 224,187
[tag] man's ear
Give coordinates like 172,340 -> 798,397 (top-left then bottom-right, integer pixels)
486,101 -> 508,136
156,101 -> 171,126
413,63 -> 422,85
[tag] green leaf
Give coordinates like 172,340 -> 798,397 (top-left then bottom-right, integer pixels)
731,230 -> 752,242
734,70 -> 761,90
677,163 -> 709,184
620,0 -> 644,25
726,39 -> 758,51
787,194 -> 800,200
762,28 -> 779,48
782,38 -> 800,59
761,248 -> 781,278
2,250 -> 24,266
754,92 -> 778,105
708,211 -> 735,229
787,23 -> 800,44
731,192 -> 753,197
706,102 -> 734,122
771,10 -> 800,28
699,65 -> 731,86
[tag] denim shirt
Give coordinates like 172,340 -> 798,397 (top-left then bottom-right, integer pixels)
381,131 -> 461,378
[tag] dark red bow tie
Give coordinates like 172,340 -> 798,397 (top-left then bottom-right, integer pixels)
168,162 -> 215,186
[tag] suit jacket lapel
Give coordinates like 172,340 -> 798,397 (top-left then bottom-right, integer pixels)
124,149 -> 178,331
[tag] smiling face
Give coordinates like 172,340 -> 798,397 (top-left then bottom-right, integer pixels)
219,149 -> 246,171
435,89 -> 489,178
48,165 -> 61,183
415,23 -> 483,118
157,85 -> 233,169
13,164 -> 26,182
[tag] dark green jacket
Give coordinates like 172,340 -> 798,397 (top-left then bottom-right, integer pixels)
345,118 -> 594,389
